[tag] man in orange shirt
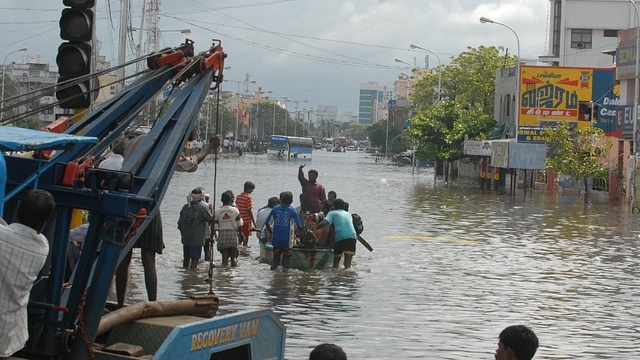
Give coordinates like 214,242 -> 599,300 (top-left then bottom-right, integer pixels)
235,181 -> 255,247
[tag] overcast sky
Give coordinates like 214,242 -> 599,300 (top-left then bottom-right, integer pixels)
0,0 -> 548,113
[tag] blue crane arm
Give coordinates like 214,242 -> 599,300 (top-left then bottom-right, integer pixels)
0,40 -> 226,359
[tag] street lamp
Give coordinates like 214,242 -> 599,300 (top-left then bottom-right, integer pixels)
393,57 -> 421,158
394,57 -> 415,69
628,0 -> 639,210
282,97 -> 290,136
292,100 -> 308,136
256,90 -> 273,139
1,47 -> 27,122
409,44 -> 442,105
224,79 -> 243,145
305,108 -> 314,138
272,100 -> 278,135
480,16 -> 521,142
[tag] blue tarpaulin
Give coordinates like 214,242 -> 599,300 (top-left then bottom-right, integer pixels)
0,126 -> 97,152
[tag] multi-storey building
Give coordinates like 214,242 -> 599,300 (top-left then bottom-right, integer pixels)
540,0 -> 636,67
9,55 -> 58,125
359,81 -> 388,125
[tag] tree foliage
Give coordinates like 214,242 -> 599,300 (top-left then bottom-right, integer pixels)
406,46 -> 515,174
367,120 -> 402,151
247,102 -> 310,138
198,100 -> 240,139
542,124 -> 612,195
407,100 -> 494,162
342,122 -> 369,140
390,134 -> 413,154
411,45 -> 516,117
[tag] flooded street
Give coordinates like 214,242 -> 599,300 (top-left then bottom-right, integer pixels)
121,150 -> 640,359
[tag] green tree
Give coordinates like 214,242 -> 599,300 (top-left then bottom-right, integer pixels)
390,134 -> 413,154
22,117 -> 43,130
411,45 -> 515,117
0,78 -> 23,124
343,122 -> 369,140
247,102 -> 299,139
407,100 -> 494,180
199,98 -> 237,139
542,123 -> 612,200
367,120 -> 402,152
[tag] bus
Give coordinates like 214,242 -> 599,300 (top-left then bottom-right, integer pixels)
268,135 -> 313,160
324,138 -> 334,151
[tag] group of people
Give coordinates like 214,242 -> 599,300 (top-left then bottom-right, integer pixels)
173,163 -> 362,271
307,325 -> 540,360
251,164 -> 360,270
176,181 -> 257,268
0,134 -> 542,359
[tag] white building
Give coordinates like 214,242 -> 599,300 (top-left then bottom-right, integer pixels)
540,0 -> 636,67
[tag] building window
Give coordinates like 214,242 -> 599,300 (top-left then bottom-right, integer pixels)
505,94 -> 511,117
571,29 -> 592,49
552,0 -> 561,56
603,29 -> 618,38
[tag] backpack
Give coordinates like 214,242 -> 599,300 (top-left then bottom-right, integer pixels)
351,213 -> 364,235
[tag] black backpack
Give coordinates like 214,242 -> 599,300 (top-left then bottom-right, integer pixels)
351,213 -> 364,235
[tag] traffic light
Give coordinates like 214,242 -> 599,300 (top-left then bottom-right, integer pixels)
56,0 -> 95,109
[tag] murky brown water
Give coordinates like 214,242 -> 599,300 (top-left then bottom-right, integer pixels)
121,151 -> 640,359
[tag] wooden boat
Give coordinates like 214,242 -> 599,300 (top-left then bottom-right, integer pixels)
259,243 -> 335,269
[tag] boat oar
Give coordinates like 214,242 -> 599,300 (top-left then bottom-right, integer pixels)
357,235 -> 373,252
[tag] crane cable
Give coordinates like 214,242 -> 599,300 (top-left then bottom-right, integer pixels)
207,80 -> 223,295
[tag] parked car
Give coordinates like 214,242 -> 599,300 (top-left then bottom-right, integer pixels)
365,147 -> 380,154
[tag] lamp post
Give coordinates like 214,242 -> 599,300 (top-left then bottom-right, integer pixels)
224,79 -> 243,146
1,47 -> 27,122
480,16 -> 521,142
628,0 -> 640,210
393,57 -> 421,159
272,100 -> 278,135
394,57 -> 419,103
257,90 -> 273,140
282,97 -> 290,136
409,44 -> 441,105
292,100 -> 308,136
306,108 -> 314,138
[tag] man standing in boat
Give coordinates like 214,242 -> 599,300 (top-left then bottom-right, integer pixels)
298,164 -> 327,214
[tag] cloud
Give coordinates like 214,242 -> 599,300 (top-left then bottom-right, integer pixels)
0,0 -> 551,113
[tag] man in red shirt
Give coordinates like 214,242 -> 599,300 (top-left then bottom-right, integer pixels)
298,164 -> 327,214
235,181 -> 255,247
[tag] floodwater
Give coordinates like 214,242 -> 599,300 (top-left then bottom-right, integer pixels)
121,150 -> 640,359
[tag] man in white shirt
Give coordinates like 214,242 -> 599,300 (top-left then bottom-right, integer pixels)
98,138 -> 127,170
0,189 -> 55,357
255,197 -> 280,243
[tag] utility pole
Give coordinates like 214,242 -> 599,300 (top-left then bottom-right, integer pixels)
117,0 -> 130,93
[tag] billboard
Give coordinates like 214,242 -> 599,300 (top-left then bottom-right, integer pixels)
615,44 -> 636,80
465,140 -> 492,156
517,66 -> 619,142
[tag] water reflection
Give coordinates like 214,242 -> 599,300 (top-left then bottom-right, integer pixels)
116,152 -> 640,359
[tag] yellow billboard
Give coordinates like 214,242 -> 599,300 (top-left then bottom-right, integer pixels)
519,66 -> 593,128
